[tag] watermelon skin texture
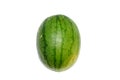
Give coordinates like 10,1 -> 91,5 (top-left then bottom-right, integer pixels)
37,14 -> 80,71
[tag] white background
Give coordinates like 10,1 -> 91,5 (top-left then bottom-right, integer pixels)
0,0 -> 120,80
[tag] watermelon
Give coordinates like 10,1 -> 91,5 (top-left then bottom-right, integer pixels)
37,14 -> 80,72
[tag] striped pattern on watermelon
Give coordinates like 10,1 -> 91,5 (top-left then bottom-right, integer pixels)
37,14 -> 80,71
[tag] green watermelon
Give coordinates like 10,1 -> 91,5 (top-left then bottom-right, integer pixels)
37,14 -> 80,71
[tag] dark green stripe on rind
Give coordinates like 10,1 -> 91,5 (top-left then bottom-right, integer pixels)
42,20 -> 48,65
55,16 -> 63,69
57,15 -> 65,68
54,16 -> 58,69
54,17 -> 57,68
